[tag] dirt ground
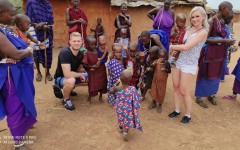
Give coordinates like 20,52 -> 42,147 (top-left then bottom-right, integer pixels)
1,23 -> 240,150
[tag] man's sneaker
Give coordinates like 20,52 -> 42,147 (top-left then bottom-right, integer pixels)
53,85 -> 63,99
180,116 -> 191,124
63,98 -> 75,111
70,90 -> 77,96
168,111 -> 180,118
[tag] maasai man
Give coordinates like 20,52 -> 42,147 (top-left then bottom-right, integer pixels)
138,30 -> 169,61
26,0 -> 54,82
147,0 -> 175,38
66,0 -> 88,45
0,0 -> 37,149
195,1 -> 235,108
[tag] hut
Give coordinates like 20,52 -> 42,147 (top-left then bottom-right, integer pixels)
23,0 -> 206,48
233,11 -> 240,23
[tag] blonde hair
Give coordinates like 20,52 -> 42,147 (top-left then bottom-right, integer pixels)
70,32 -> 82,40
190,6 -> 209,31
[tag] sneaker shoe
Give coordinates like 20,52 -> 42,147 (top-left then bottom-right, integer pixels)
63,98 -> 75,110
53,85 -> 63,99
168,111 -> 180,118
70,90 -> 77,96
195,98 -> 208,108
180,116 -> 191,124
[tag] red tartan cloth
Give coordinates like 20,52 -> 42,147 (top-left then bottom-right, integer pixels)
126,58 -> 139,88
68,7 -> 88,45
170,26 -> 186,44
83,51 -> 107,97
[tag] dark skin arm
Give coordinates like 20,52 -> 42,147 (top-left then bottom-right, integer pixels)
170,9 -> 175,27
151,34 -> 166,51
147,7 -> 175,26
26,32 -> 45,49
147,7 -> 159,20
98,51 -> 108,61
116,14 -> 132,29
109,85 -> 127,94
66,8 -> 80,26
118,13 -> 132,27
98,25 -> 104,35
0,33 -> 32,60
206,18 -> 235,45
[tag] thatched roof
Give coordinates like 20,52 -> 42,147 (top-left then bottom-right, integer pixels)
111,0 -> 206,7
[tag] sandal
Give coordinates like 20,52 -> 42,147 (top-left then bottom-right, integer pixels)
222,95 -> 237,101
207,96 -> 217,105
195,98 -> 208,108
148,102 -> 157,110
36,73 -> 42,82
46,74 -> 53,81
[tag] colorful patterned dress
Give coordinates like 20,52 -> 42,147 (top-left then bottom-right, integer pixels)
116,86 -> 142,132
107,59 -> 124,106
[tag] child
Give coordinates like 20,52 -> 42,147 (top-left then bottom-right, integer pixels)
169,13 -> 186,66
13,14 -> 45,49
126,42 -> 139,88
148,47 -> 171,113
137,52 -> 146,95
83,36 -> 107,106
115,28 -> 129,59
107,44 -> 125,106
90,18 -> 104,44
141,46 -> 159,101
97,35 -> 108,64
110,70 -> 142,141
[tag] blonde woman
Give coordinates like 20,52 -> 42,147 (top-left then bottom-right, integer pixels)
168,6 -> 209,124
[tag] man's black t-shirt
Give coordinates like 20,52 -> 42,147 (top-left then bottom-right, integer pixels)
54,47 -> 84,79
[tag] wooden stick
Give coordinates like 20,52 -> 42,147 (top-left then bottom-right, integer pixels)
44,30 -> 47,84
81,23 -> 85,48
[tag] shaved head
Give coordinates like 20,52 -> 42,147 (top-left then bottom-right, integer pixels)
140,30 -> 150,38
0,0 -> 14,11
14,14 -> 30,26
129,42 -> 137,51
176,13 -> 186,21
120,70 -> 132,85
86,35 -> 96,43
219,1 -> 233,10
99,35 -> 106,43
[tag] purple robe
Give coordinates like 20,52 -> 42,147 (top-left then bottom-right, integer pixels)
153,7 -> 174,37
